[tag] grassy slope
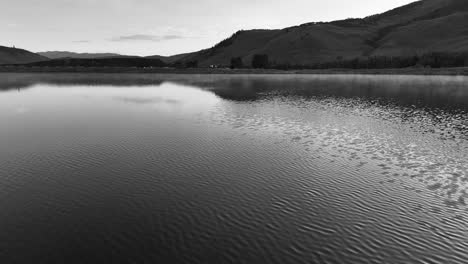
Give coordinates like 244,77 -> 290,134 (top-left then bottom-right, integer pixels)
183,0 -> 468,66
183,30 -> 281,67
145,53 -> 194,64
0,46 -> 48,64
373,12 -> 468,56
256,24 -> 372,64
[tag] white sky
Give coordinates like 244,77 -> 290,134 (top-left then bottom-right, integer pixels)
0,0 -> 416,56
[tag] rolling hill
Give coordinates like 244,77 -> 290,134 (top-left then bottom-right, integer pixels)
38,51 -> 187,63
26,57 -> 167,68
145,53 -> 193,64
38,51 -> 127,59
180,0 -> 468,67
4,0 -> 467,68
0,46 -> 48,65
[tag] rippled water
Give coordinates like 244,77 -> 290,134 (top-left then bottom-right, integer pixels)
0,73 -> 467,264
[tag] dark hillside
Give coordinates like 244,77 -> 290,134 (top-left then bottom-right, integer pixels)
0,46 -> 48,64
178,0 -> 468,67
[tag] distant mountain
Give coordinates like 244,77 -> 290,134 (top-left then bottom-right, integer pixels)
38,51 -> 192,63
26,57 -> 167,68
38,51 -> 136,59
145,53 -> 193,64
179,0 -> 468,67
0,46 -> 48,65
6,0 -> 468,69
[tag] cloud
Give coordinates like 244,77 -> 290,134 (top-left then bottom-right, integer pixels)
73,40 -> 91,43
109,34 -> 185,42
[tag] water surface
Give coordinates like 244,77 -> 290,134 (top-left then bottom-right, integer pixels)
1,73 -> 467,264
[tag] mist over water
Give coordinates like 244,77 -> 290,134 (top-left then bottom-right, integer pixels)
0,73 -> 467,264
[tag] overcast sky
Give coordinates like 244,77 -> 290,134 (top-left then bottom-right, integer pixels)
1,0 -> 416,56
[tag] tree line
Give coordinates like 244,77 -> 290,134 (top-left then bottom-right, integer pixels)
228,52 -> 468,70
20,52 -> 468,70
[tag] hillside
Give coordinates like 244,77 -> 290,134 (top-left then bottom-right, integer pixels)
25,57 -> 167,68
0,46 -> 48,65
180,0 -> 468,67
146,53 -> 193,64
4,0 -> 467,68
39,51 -> 191,63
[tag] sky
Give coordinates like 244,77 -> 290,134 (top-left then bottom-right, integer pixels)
1,0 -> 416,56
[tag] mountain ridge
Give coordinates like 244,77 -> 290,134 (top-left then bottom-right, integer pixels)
3,0 -> 468,67
180,0 -> 468,67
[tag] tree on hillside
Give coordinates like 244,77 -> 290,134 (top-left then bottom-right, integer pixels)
252,54 -> 269,69
230,57 -> 244,69
185,60 -> 198,68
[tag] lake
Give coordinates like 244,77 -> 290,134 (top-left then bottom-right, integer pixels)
0,73 -> 467,264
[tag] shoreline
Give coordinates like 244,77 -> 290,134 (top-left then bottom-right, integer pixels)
1,66 -> 468,76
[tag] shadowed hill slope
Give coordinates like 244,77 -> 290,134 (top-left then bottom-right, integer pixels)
145,53 -> 194,64
0,46 -> 48,64
372,12 -> 468,56
180,0 -> 468,67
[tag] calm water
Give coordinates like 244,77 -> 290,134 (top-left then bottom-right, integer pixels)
1,73 -> 467,264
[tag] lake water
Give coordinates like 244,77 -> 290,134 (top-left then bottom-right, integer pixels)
1,73 -> 467,264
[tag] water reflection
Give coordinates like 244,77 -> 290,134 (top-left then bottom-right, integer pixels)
2,73 -> 466,140
0,73 -> 467,264
2,73 -> 468,109
0,73 -> 165,91
185,75 -> 468,108
113,96 -> 181,105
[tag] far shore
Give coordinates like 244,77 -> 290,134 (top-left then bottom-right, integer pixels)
1,66 -> 468,76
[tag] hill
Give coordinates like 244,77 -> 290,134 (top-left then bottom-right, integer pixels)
39,51 -> 190,63
145,53 -> 193,64
0,46 -> 48,65
180,0 -> 468,67
25,57 -> 167,68
38,51 -> 138,59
